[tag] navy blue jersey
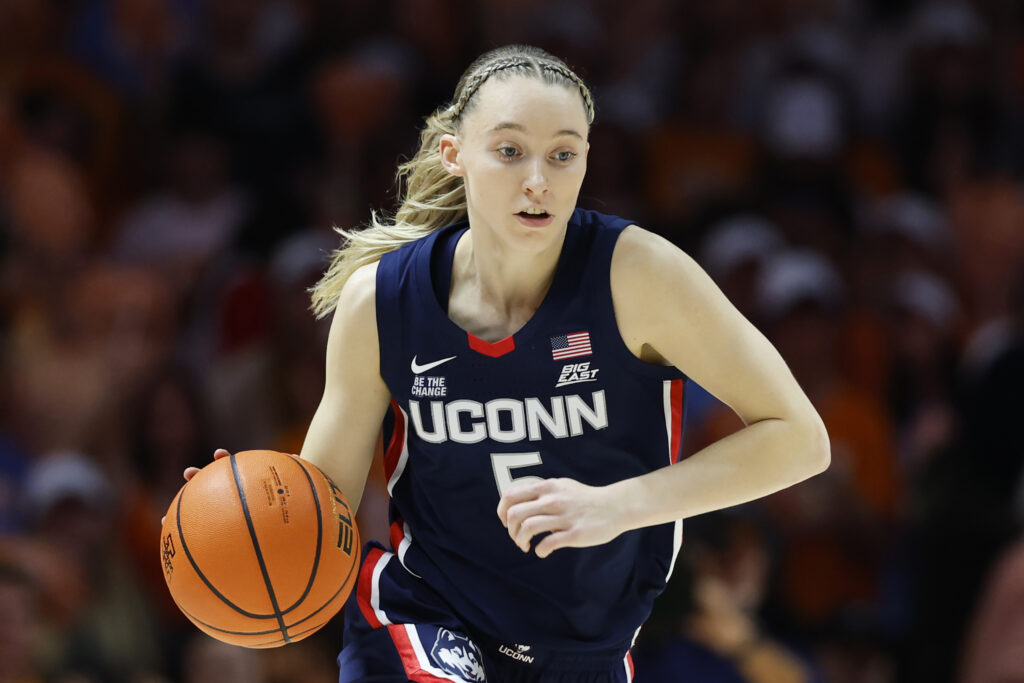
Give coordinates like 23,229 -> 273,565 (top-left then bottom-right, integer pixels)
373,208 -> 687,651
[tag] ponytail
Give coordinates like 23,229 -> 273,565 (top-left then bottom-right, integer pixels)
309,109 -> 464,317
309,45 -> 594,318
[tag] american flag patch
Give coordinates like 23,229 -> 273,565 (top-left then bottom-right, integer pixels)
551,332 -> 592,360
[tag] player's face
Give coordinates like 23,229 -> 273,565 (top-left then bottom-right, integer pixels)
443,76 -> 589,252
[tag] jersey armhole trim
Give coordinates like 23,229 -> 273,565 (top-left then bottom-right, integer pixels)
375,252 -> 401,384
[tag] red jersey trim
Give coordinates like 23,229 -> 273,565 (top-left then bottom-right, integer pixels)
467,332 -> 515,357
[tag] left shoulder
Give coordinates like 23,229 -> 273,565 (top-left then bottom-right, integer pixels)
610,224 -> 708,300
608,224 -> 726,363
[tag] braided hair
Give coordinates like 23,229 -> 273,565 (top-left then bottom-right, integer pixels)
311,45 -> 594,318
448,48 -> 595,124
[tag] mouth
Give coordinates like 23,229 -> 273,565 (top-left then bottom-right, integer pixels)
515,209 -> 554,227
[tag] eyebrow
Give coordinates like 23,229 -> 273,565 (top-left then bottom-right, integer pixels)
488,121 -> 585,141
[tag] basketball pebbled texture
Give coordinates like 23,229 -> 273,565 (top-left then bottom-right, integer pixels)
160,450 -> 360,648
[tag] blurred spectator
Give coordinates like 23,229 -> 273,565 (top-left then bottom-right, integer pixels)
309,45 -> 416,231
595,0 -> 684,131
762,78 -> 847,164
0,562 -> 45,683
681,1 -> 763,128
642,123 -> 756,229
22,451 -> 162,681
120,363 -> 214,666
265,229 -> 333,451
853,194 -> 953,310
950,179 -> 1024,329
3,147 -> 100,458
904,259 -> 1024,683
635,510 -> 817,682
885,270 -> 961,472
389,0 -> 473,107
893,1 -> 1016,197
3,22 -> 126,218
960,538 -> 1024,683
699,214 -> 786,319
113,128 -> 248,296
955,261 -> 1024,518
8,261 -> 176,459
266,229 -> 333,353
864,194 -> 952,266
166,0 -> 319,208
0,347 -> 34,535
182,633 -> 264,683
755,76 -> 855,260
68,0 -> 194,99
5,147 -> 96,274
838,193 -> 952,401
260,629 -> 342,683
813,624 -> 896,683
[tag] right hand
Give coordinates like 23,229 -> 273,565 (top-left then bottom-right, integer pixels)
183,448 -> 231,481
163,449 -> 232,525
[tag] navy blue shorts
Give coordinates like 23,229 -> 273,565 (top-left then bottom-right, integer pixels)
337,544 -> 636,683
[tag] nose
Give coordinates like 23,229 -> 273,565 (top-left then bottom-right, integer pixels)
522,158 -> 549,196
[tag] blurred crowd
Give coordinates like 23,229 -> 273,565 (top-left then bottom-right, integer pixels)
2,0 -> 1024,681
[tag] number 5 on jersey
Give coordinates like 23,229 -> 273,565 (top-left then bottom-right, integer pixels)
491,452 -> 545,497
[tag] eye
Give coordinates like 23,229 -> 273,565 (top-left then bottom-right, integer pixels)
497,145 -> 520,160
553,150 -> 577,163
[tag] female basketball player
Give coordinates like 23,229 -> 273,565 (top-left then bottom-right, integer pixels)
192,45 -> 829,682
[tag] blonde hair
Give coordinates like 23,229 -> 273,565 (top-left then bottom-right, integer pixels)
309,45 -> 595,318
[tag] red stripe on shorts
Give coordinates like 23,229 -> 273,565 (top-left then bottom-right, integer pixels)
357,548 -> 388,629
389,517 -> 405,552
387,624 -> 457,683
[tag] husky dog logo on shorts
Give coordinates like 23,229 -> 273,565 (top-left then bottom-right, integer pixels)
430,628 -> 486,681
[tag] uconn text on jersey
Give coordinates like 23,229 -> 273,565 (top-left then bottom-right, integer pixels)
407,390 -> 608,444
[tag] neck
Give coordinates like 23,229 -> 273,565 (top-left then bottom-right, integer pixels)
448,215 -> 566,339
456,227 -> 563,310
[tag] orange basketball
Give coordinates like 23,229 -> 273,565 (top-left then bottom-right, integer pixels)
159,450 -> 360,648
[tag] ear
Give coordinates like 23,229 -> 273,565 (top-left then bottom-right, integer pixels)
440,134 -> 464,177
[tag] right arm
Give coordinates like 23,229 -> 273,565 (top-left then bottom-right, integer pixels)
300,262 -> 391,511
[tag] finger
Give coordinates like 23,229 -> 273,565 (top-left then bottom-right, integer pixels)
506,498 -> 558,540
535,530 -> 576,558
213,449 -> 231,460
496,480 -> 548,526
183,466 -> 201,482
513,515 -> 562,552
161,515 -> 166,525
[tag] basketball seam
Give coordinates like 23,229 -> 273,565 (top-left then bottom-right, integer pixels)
249,618 -> 333,647
176,555 -> 357,638
176,478 -> 277,619
284,457 -> 324,613
230,454 -> 292,644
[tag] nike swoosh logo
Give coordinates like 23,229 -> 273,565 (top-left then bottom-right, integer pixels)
411,355 -> 456,374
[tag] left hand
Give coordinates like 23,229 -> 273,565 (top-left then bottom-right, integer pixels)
496,478 -> 626,558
